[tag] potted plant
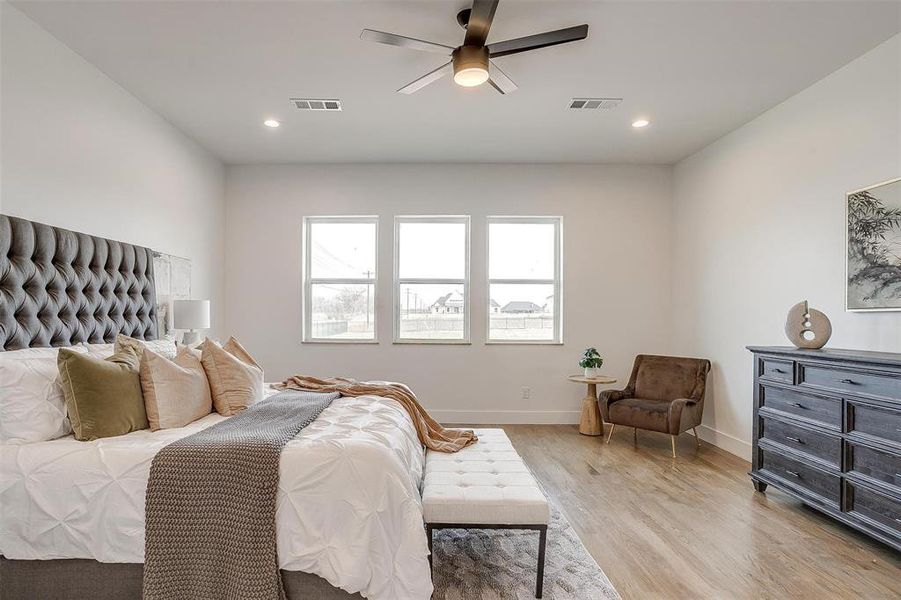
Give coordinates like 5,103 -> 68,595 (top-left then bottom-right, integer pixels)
579,347 -> 604,379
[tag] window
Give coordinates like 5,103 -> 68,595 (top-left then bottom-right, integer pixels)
395,216 -> 470,343
488,217 -> 562,343
303,217 -> 378,342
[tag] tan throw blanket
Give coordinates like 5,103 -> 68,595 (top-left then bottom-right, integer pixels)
275,376 -> 478,452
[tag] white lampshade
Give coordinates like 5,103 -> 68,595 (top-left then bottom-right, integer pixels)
173,299 -> 210,330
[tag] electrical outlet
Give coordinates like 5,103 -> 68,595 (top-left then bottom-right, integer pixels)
521,386 -> 531,399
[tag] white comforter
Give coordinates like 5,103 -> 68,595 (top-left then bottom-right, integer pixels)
0,389 -> 432,600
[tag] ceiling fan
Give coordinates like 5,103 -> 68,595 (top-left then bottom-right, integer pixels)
360,0 -> 589,94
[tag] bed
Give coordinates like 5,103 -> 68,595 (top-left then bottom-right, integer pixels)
0,215 -> 433,600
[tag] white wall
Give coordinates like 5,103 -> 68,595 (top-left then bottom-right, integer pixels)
0,4 -> 226,334
672,35 -> 901,458
10,0 -> 896,449
225,164 -> 673,421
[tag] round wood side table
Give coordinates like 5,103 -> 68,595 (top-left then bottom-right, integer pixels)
568,375 -> 617,436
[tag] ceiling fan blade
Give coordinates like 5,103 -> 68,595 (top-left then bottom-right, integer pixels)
360,29 -> 454,55
464,0 -> 499,46
488,61 -> 517,94
488,24 -> 589,58
397,61 -> 454,94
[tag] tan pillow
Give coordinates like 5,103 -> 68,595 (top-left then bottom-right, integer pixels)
57,345 -> 148,441
141,346 -> 213,431
201,337 -> 263,416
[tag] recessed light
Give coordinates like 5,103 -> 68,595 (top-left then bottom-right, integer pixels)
263,119 -> 280,128
632,119 -> 650,128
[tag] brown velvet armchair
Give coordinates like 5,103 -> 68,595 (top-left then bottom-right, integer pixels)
598,354 -> 711,457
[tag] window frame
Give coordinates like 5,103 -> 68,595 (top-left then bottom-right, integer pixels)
486,216 -> 563,345
302,216 -> 379,344
393,215 -> 471,345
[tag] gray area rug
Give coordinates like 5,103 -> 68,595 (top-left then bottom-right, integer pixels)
431,505 -> 620,600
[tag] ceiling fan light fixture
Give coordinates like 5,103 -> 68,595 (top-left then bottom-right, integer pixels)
362,1 -> 589,95
453,45 -> 489,87
454,67 -> 489,87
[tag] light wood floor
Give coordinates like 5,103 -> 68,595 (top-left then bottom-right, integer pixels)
481,424 -> 901,600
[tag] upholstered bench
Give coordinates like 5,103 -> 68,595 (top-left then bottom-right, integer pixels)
422,428 -> 550,598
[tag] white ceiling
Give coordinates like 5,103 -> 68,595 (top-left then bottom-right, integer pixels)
13,1 -> 901,165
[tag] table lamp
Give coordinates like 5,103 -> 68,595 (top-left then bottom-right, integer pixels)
173,299 -> 210,345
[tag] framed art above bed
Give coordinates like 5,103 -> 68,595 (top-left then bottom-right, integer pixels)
151,251 -> 191,340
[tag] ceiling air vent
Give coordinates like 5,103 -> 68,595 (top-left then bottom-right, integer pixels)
569,98 -> 622,110
291,98 -> 342,111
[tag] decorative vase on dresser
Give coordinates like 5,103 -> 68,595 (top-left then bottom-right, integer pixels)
748,346 -> 901,552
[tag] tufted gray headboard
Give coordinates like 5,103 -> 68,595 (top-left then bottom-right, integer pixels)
0,215 -> 159,351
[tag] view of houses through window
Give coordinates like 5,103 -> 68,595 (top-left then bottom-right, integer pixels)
304,217 -> 378,341
303,216 -> 561,343
488,217 -> 561,342
396,217 -> 469,341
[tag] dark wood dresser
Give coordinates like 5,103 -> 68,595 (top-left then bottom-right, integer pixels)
748,346 -> 901,552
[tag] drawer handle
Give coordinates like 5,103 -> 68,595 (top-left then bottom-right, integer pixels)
785,470 -> 802,478
772,368 -> 786,374
785,436 -> 804,444
790,402 -> 806,409
840,378 -> 856,385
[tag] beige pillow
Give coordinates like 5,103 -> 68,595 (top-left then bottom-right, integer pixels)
57,345 -> 148,441
141,346 -> 213,431
201,337 -> 263,416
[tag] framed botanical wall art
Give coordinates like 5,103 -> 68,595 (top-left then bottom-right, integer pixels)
846,177 -> 901,311
152,251 -> 192,338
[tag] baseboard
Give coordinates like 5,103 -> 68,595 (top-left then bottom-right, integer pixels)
433,412 -> 752,459
697,425 -> 752,461
433,410 -> 580,424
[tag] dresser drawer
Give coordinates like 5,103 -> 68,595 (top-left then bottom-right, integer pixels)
760,358 -> 794,384
760,416 -> 841,468
760,386 -> 841,430
846,482 -> 901,537
849,400 -> 901,447
800,363 -> 901,401
848,442 -> 901,491
760,449 -> 840,507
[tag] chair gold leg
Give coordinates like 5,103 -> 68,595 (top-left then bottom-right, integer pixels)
671,435 -> 677,458
633,427 -> 637,443
605,423 -> 616,444
692,427 -> 700,449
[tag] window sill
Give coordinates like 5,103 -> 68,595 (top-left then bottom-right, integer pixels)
393,339 -> 472,345
302,339 -> 379,345
485,341 -> 564,346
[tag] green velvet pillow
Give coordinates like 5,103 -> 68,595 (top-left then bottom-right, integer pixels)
57,345 -> 149,441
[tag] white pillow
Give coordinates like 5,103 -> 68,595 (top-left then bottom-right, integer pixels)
0,346 -> 88,444
114,335 -> 177,360
81,337 -> 177,360
80,342 -> 115,358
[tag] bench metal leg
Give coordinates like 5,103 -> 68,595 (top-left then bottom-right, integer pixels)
426,524 -> 433,572
426,522 -> 547,597
536,525 -> 547,598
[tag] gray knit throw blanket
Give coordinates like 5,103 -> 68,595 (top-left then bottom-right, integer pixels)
143,389 -> 340,600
